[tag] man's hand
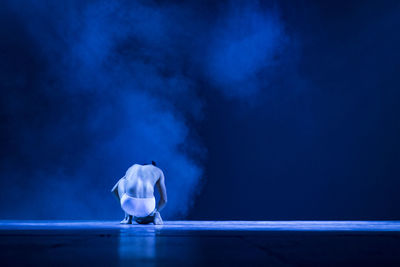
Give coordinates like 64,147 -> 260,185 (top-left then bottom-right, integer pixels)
153,211 -> 163,225
149,208 -> 158,217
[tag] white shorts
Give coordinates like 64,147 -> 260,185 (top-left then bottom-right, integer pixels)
120,194 -> 155,218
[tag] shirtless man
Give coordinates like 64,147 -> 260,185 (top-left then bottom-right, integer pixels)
111,161 -> 167,225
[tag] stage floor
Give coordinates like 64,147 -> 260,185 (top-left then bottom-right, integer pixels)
1,221 -> 400,266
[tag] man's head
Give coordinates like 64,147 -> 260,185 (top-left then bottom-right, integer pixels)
151,161 -> 157,166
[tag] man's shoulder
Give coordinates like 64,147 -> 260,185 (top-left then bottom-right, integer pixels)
128,164 -> 138,170
152,166 -> 164,176
153,165 -> 162,172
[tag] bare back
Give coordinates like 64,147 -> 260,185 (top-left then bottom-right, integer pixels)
124,164 -> 162,198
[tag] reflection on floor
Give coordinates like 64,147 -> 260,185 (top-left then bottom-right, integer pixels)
1,221 -> 400,266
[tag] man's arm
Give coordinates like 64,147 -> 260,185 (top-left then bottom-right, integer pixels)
111,175 -> 125,201
155,171 -> 167,212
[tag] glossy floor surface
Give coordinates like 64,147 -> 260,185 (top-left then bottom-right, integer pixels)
1,221 -> 400,266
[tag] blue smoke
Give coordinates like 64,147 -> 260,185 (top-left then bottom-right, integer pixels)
0,0 -> 288,219
205,3 -> 287,97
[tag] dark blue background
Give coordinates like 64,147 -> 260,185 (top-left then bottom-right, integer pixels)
1,0 -> 399,220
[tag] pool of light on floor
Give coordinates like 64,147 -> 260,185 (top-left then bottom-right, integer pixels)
0,221 -> 400,231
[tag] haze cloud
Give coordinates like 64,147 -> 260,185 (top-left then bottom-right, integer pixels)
206,2 -> 287,97
0,0 -> 289,219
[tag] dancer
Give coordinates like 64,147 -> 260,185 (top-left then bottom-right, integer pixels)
111,161 -> 167,224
